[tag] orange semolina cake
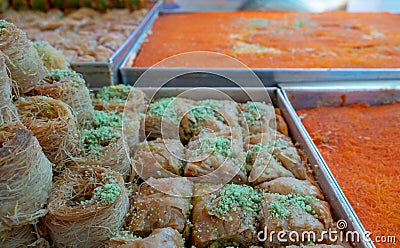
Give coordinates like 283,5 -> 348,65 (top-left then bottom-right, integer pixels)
133,11 -> 400,68
297,102 -> 400,248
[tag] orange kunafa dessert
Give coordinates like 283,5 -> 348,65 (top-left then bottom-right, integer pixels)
133,11 -> 400,68
297,102 -> 400,248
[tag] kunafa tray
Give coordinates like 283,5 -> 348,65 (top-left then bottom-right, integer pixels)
120,11 -> 400,87
134,87 -> 372,247
281,81 -> 400,248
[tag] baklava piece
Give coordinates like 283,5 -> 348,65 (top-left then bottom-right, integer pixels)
185,129 -> 247,184
131,139 -> 185,180
144,97 -> 195,140
191,183 -> 263,248
127,178 -> 193,239
259,193 -> 335,247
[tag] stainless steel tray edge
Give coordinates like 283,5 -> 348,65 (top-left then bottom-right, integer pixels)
118,11 -> 400,86
279,81 -> 400,109
110,0 -> 162,85
119,3 -> 161,86
118,9 -> 400,87
121,67 -> 400,87
71,62 -> 112,88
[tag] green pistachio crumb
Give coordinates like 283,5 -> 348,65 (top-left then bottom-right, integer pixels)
49,69 -> 84,87
95,84 -> 132,103
243,101 -> 273,125
210,240 -> 241,248
195,136 -> 232,157
93,110 -> 123,128
207,184 -> 263,221
92,182 -> 121,205
268,193 -> 316,219
81,126 -> 121,154
147,97 -> 180,124
190,106 -> 216,121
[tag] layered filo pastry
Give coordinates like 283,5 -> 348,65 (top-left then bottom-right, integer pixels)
126,178 -> 193,239
144,97 -> 196,140
239,101 -> 289,136
123,97 -> 346,248
191,183 -> 262,248
180,99 -> 240,142
109,228 -> 185,248
131,139 -> 185,180
245,128 -> 314,185
184,128 -> 247,185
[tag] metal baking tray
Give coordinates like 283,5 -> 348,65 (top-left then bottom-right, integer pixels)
135,87 -> 370,247
118,11 -> 400,87
280,81 -> 400,248
70,0 -> 162,88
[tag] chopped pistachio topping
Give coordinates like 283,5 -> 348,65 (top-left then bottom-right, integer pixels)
0,20 -> 13,29
95,84 -> 132,103
214,136 -> 231,157
195,136 -> 232,157
77,169 -> 121,206
190,106 -> 216,121
32,41 -> 53,63
268,193 -> 316,219
246,143 -> 263,164
195,100 -> 225,121
268,200 -> 291,219
245,140 -> 289,165
207,184 -> 263,221
111,230 -> 142,241
147,97 -> 179,123
49,69 -> 84,87
93,110 -> 123,128
243,101 -> 272,125
81,126 -> 121,154
191,106 -> 225,122
92,178 -> 121,205
49,69 -> 77,80
148,97 -> 174,116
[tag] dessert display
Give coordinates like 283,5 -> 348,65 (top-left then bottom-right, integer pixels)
3,3 -> 395,244
0,22 -> 345,246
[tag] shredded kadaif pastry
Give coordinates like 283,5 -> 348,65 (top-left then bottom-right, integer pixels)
0,127 -> 52,231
